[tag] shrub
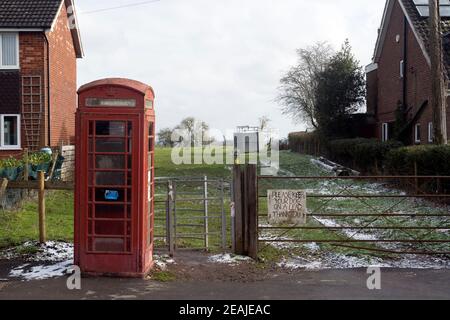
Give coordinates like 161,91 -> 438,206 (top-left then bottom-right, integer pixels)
327,138 -> 403,173
28,152 -> 52,165
385,145 -> 450,176
0,157 -> 22,168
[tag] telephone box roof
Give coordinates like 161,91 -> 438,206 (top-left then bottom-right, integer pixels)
78,78 -> 155,97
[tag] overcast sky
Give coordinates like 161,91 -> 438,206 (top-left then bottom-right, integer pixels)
75,0 -> 386,139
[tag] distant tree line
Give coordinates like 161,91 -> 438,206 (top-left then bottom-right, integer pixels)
157,117 -> 215,147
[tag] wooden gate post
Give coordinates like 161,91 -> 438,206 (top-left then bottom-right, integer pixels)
232,164 -> 258,259
166,180 -> 175,257
233,165 -> 244,255
38,171 -> 46,244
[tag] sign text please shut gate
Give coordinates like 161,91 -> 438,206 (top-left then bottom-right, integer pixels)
267,190 -> 307,224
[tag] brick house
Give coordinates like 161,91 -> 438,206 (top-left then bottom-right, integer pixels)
366,0 -> 450,145
0,0 -> 83,158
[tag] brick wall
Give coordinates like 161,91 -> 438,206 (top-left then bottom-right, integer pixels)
47,3 -> 77,146
366,69 -> 378,115
376,0 -> 404,131
19,32 -> 48,148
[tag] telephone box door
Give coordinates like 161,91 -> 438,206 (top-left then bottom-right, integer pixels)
79,115 -> 140,273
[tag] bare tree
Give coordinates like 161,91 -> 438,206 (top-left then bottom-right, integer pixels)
157,128 -> 175,147
277,42 -> 334,129
175,117 -> 214,146
258,116 -> 271,131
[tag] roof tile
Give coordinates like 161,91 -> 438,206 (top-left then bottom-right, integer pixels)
0,0 -> 62,29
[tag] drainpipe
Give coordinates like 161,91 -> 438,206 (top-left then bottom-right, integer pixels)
44,33 -> 51,147
402,16 -> 408,107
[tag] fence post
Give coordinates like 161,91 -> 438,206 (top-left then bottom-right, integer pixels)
230,183 -> 236,253
38,171 -> 46,244
246,164 -> 258,259
23,148 -> 29,182
166,180 -> 175,257
233,165 -> 244,254
23,148 -> 29,198
0,178 -> 8,205
232,165 -> 258,259
203,176 -> 209,250
172,181 -> 177,251
220,179 -> 227,251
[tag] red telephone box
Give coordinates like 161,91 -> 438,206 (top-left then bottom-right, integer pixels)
75,78 -> 155,277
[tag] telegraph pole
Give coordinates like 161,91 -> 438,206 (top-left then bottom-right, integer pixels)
430,0 -> 448,144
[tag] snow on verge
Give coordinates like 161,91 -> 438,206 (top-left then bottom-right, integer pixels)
9,260 -> 73,281
153,254 -> 176,271
3,241 -> 74,281
208,254 -> 253,265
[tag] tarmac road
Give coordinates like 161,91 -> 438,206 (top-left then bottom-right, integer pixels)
0,268 -> 449,300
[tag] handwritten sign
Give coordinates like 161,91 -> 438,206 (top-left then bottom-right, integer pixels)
267,190 -> 307,224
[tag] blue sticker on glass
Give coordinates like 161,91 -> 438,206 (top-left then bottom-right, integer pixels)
105,190 -> 119,201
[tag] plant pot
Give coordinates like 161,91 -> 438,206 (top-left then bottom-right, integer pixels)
3,167 -> 19,181
29,163 -> 50,180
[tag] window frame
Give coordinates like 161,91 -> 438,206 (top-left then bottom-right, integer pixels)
414,123 -> 421,144
382,123 -> 389,142
400,60 -> 405,78
428,122 -> 434,143
0,114 -> 21,150
0,33 -> 20,70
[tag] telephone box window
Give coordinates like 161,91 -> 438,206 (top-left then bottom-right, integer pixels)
95,155 -> 126,169
87,119 -> 132,253
95,121 -> 126,136
95,139 -> 126,153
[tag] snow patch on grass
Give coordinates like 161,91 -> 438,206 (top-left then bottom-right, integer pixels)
0,241 -> 73,262
3,241 -> 74,281
9,260 -> 73,281
208,254 -> 253,265
278,253 -> 450,270
154,254 -> 176,271
314,217 -> 378,241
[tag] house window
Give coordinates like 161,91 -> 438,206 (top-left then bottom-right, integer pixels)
400,60 -> 405,78
428,122 -> 433,143
0,115 -> 21,149
0,33 -> 19,69
382,123 -> 389,142
415,123 -> 421,144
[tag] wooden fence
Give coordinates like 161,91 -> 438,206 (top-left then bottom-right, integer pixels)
3,174 -> 73,244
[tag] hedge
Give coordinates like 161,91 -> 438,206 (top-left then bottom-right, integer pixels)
288,132 -> 321,155
327,138 -> 403,173
385,145 -> 450,176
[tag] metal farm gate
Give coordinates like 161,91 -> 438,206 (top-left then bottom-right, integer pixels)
256,174 -> 450,256
230,165 -> 450,258
154,177 -> 231,254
